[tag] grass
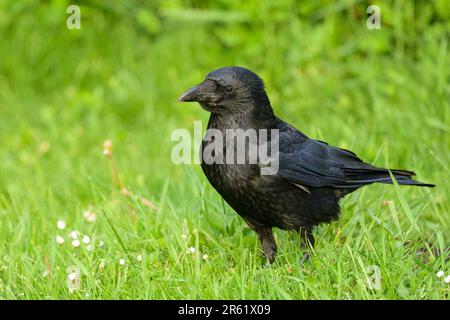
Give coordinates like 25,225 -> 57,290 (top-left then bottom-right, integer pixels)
0,0 -> 449,299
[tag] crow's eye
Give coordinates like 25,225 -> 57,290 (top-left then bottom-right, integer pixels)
225,86 -> 234,94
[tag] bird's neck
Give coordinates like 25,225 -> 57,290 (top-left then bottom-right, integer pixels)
208,104 -> 277,131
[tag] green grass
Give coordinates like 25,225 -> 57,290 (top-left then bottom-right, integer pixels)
0,0 -> 449,299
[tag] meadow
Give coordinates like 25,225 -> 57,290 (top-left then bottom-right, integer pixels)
0,0 -> 448,299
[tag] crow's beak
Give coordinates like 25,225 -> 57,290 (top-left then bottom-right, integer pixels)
178,84 -> 201,102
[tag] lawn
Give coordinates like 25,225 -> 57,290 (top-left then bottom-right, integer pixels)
0,0 -> 448,299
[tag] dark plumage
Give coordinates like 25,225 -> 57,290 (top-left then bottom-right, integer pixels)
179,66 -> 434,263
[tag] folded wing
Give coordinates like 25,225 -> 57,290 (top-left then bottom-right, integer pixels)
277,122 -> 434,189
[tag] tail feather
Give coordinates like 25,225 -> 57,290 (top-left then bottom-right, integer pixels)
385,169 -> 435,187
343,167 -> 435,188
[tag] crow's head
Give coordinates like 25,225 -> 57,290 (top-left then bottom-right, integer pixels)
179,66 -> 272,114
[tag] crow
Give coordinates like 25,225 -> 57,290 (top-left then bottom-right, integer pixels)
179,66 -> 434,264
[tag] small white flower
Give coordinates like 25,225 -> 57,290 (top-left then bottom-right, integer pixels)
82,235 -> 90,244
66,267 -> 80,293
57,220 -> 66,230
42,270 -> 48,277
86,213 -> 96,223
119,259 -> 125,265
188,247 -> 195,254
137,255 -> 142,261
69,231 -> 79,239
72,239 -> 80,248
445,275 -> 450,284
86,244 -> 94,251
56,235 -> 65,245
98,240 -> 104,247
181,234 -> 187,240
85,293 -> 90,297
202,254 -> 208,260
437,270 -> 445,278
83,210 -> 97,223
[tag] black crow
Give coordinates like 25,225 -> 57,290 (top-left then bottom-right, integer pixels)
179,66 -> 434,263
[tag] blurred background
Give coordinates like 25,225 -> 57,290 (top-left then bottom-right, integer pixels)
0,0 -> 448,198
0,0 -> 448,299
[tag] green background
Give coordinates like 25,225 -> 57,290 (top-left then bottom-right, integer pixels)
0,0 -> 448,299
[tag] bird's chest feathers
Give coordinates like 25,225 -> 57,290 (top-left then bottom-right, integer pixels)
200,115 -> 262,191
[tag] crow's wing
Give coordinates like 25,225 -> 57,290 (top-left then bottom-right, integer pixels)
276,121 -> 426,189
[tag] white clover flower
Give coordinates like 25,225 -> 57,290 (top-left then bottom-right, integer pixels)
57,220 -> 66,230
445,275 -> 450,284
72,239 -> 80,248
56,235 -> 65,245
86,213 -> 96,223
83,210 -> 97,223
119,259 -> 125,266
202,254 -> 208,260
437,271 -> 445,278
137,255 -> 142,261
86,244 -> 94,251
82,235 -> 90,244
42,270 -> 48,277
66,266 -> 81,293
69,231 -> 79,239
188,247 -> 195,254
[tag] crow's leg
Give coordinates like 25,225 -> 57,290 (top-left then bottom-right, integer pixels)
299,226 -> 314,263
257,227 -> 277,264
299,226 -> 315,249
243,219 -> 277,264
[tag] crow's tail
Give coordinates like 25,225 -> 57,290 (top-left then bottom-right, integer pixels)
382,169 -> 435,187
343,168 -> 435,188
